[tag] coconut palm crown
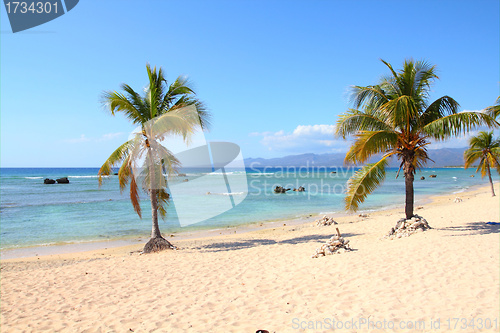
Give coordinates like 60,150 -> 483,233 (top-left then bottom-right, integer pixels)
464,131 -> 500,196
336,59 -> 498,220
485,96 -> 500,119
98,64 -> 211,253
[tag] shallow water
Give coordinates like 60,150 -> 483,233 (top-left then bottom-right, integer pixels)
0,167 -> 495,250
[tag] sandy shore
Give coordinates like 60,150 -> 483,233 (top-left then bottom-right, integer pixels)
1,184 -> 499,332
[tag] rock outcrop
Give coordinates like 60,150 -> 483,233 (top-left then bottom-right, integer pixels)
274,186 -> 291,193
385,215 -> 431,239
56,177 -> 70,184
312,229 -> 352,258
314,215 -> 337,226
293,186 -> 306,192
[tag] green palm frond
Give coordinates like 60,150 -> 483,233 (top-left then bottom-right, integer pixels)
485,97 -> 500,119
118,155 -> 133,192
98,139 -> 136,186
464,131 -> 500,178
337,59 -> 497,213
345,158 -> 389,211
412,60 -> 438,97
101,63 -> 211,224
381,95 -> 417,131
168,76 -> 195,96
335,108 -> 392,138
174,97 -> 212,130
419,96 -> 460,126
129,173 -> 141,218
351,85 -> 388,110
157,189 -> 170,219
345,130 -> 398,164
422,111 -> 498,140
412,144 -> 432,170
486,152 -> 500,174
121,83 -> 148,117
464,147 -> 483,169
148,105 -> 201,143
491,147 -> 500,174
155,144 -> 181,177
102,91 -> 146,125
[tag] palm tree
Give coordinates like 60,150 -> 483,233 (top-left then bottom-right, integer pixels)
464,131 -> 500,196
485,97 -> 500,119
336,59 -> 498,220
98,64 -> 211,253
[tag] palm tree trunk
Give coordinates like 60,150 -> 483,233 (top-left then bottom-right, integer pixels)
143,147 -> 174,253
150,188 -> 162,238
487,164 -> 496,196
148,147 -> 162,239
404,168 -> 414,220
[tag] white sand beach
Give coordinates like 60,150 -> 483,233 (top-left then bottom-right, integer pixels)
1,184 -> 499,332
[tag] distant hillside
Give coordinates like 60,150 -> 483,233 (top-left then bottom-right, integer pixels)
245,148 -> 468,168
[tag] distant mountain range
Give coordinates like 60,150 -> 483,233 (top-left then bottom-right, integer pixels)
244,148 -> 469,168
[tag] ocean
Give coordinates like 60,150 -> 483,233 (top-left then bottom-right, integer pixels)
0,167 -> 496,250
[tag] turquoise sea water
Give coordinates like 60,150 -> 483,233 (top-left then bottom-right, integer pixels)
0,167 -> 496,250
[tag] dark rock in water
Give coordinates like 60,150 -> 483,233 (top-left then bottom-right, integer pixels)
44,178 -> 56,184
177,173 -> 187,177
429,174 -> 437,178
470,175 -> 475,177
56,177 -> 70,184
114,172 -> 118,175
274,186 -> 291,193
293,186 -> 306,192
183,179 -> 189,182
420,176 -> 425,180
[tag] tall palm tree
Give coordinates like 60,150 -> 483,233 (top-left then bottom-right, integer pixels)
336,59 -> 498,220
98,64 -> 211,253
464,131 -> 500,196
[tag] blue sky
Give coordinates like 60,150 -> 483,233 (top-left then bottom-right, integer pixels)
1,0 -> 499,167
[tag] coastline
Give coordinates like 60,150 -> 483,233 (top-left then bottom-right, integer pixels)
0,181 -> 494,261
1,183 -> 498,332
0,167 -> 491,255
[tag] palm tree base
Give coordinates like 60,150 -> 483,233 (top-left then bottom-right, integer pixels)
143,237 -> 176,253
385,214 -> 431,239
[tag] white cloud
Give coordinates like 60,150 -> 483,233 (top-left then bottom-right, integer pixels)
65,132 -> 124,144
66,134 -> 91,143
251,124 -> 350,154
99,132 -> 124,141
251,117 -> 498,156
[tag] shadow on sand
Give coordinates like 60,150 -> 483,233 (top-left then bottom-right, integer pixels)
192,232 -> 362,252
440,221 -> 500,236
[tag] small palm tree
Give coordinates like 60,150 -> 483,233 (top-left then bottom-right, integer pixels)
98,64 -> 211,253
336,59 -> 498,221
485,97 -> 500,119
464,131 -> 500,196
